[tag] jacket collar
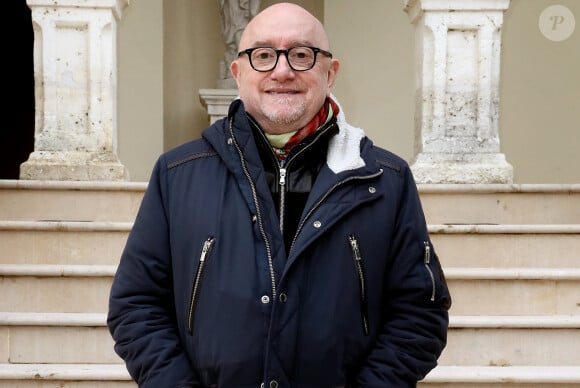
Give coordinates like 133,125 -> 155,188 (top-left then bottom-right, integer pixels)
223,96 -> 367,175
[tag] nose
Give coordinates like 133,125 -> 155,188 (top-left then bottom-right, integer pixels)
270,52 -> 295,79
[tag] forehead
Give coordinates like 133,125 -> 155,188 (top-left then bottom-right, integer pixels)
240,8 -> 328,49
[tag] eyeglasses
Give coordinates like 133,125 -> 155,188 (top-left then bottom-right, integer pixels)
237,46 -> 333,72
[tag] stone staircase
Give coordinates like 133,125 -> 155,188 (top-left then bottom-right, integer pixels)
0,180 -> 141,388
0,180 -> 579,387
419,184 -> 580,387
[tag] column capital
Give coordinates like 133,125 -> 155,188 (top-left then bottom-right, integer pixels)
26,0 -> 130,19
404,0 -> 510,23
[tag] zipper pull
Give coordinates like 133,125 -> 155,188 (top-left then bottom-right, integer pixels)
279,167 -> 287,187
200,237 -> 214,263
349,235 -> 362,261
424,241 -> 431,264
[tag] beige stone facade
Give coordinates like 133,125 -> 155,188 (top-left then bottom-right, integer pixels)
13,0 -> 578,183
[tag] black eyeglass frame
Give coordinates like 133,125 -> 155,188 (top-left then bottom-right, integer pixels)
237,46 -> 333,72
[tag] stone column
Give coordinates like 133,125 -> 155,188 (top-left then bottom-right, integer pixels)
404,0 -> 513,183
20,0 -> 129,181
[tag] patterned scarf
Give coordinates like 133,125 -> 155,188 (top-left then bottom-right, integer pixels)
266,97 -> 340,160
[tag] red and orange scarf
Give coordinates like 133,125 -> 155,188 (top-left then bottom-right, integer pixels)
269,97 -> 340,160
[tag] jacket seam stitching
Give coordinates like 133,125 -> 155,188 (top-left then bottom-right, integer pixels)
376,158 -> 401,172
167,151 -> 218,169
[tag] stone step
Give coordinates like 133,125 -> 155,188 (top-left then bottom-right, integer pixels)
2,221 -> 579,267
2,264 -> 579,315
0,313 -> 120,364
441,315 -> 580,366
419,184 -> 580,225
1,364 -> 579,388
0,180 -> 145,222
1,313 -> 579,386
0,221 -> 130,265
430,224 -> 580,267
2,312 -> 579,365
445,268 -> 580,315
0,264 -> 114,313
419,366 -> 580,386
2,181 -> 579,225
0,363 -> 135,388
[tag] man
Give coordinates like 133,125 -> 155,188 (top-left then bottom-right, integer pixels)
107,3 -> 451,387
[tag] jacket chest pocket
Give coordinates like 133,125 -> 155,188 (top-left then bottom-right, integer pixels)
188,237 -> 215,335
349,234 -> 369,336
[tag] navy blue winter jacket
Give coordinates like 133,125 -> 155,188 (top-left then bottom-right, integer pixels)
107,99 -> 451,387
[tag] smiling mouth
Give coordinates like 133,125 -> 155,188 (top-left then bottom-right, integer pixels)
267,90 -> 299,94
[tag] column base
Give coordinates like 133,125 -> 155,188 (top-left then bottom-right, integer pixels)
411,153 -> 513,184
19,151 -> 129,181
199,88 -> 238,124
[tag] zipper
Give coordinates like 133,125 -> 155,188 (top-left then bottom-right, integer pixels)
276,124 -> 335,236
229,118 -> 277,299
423,241 -> 436,302
288,169 -> 384,254
188,237 -> 215,335
251,117 -> 338,237
349,235 -> 369,336
279,167 -> 286,234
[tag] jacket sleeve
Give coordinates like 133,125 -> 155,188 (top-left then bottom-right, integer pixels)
356,165 -> 452,387
107,157 -> 200,388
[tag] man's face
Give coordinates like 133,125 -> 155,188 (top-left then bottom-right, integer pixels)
231,5 -> 339,135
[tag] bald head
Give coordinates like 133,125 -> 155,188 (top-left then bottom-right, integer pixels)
238,3 -> 330,52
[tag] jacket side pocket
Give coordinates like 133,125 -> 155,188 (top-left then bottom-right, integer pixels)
188,237 -> 215,335
349,235 -> 369,336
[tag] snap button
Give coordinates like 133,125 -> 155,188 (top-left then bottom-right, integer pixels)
368,186 -> 376,194
270,381 -> 278,388
313,220 -> 322,228
260,383 -> 264,388
279,293 -> 287,302
261,295 -> 270,304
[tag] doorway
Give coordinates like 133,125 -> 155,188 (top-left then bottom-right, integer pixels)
1,0 -> 35,179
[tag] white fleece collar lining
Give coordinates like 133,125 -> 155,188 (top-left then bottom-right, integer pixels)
326,96 -> 366,174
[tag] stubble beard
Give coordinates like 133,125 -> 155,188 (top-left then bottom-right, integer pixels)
262,95 -> 307,126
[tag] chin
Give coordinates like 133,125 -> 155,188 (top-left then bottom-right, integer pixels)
264,108 -> 305,127
266,93 -> 301,105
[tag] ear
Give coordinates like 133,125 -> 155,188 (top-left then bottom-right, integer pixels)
231,60 -> 242,88
326,59 -> 340,93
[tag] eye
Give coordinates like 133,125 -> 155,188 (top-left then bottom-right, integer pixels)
253,48 -> 275,61
289,47 -> 314,61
